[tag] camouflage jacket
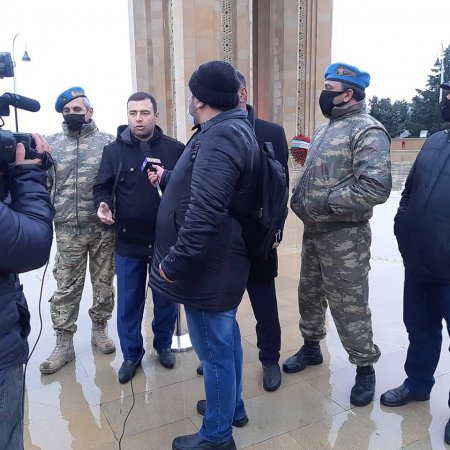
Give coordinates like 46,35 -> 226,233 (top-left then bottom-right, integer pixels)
291,101 -> 392,231
47,120 -> 114,229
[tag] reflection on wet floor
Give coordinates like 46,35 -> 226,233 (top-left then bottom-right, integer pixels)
391,162 -> 413,192
22,162 -> 450,449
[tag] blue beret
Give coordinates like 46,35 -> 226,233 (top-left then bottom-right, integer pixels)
441,81 -> 450,90
324,63 -> 370,90
55,86 -> 86,113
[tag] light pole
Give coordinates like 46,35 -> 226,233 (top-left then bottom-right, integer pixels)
12,33 -> 31,132
434,44 -> 445,104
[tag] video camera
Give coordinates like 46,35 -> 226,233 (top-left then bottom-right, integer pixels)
0,52 -> 48,166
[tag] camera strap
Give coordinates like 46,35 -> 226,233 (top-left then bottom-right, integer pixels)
110,146 -> 126,210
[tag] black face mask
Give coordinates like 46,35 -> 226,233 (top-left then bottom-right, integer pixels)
63,114 -> 87,131
319,90 -> 347,118
441,98 -> 450,123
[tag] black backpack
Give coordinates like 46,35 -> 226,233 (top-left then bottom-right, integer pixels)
237,142 -> 289,260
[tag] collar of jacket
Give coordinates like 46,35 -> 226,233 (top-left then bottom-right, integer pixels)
331,99 -> 366,120
199,108 -> 247,132
245,104 -> 256,128
117,124 -> 163,146
62,119 -> 98,138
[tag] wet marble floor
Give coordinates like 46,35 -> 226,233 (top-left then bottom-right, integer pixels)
20,162 -> 450,449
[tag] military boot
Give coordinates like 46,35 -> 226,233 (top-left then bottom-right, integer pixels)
40,332 -> 75,374
91,321 -> 116,354
350,365 -> 376,407
283,340 -> 323,373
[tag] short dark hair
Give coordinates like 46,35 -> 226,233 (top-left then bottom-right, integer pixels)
341,83 -> 365,101
235,70 -> 246,89
127,92 -> 158,113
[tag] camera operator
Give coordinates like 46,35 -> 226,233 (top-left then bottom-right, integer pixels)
0,134 -> 53,450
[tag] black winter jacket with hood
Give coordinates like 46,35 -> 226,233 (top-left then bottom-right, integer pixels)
150,108 -> 261,311
93,125 -> 184,257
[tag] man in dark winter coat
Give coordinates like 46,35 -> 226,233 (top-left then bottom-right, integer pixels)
0,135 -> 53,450
381,82 -> 450,445
196,71 -> 289,392
150,61 -> 260,450
94,92 -> 184,384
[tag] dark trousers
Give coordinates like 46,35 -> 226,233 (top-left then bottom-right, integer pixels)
115,254 -> 177,361
403,270 -> 450,404
247,278 -> 281,365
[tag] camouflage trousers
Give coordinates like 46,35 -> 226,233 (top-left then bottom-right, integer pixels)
51,228 -> 115,333
298,222 -> 380,366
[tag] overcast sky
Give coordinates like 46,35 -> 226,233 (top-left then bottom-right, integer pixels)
332,0 -> 450,103
0,0 -> 132,136
1,1 -> 449,137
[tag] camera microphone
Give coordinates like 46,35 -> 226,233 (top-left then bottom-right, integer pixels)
0,93 -> 41,112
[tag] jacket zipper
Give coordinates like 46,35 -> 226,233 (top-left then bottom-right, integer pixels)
75,136 -> 80,229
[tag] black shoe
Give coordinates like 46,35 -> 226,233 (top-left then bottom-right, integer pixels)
350,365 -> 376,407
118,359 -> 141,384
262,364 -> 282,392
445,418 -> 450,445
197,362 -> 204,375
196,400 -> 249,428
172,433 -> 236,450
282,341 -> 323,373
380,384 -> 430,407
157,348 -> 175,369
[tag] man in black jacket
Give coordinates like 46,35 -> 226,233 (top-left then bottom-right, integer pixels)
196,71 -> 289,391
150,61 -> 260,450
0,135 -> 53,450
381,82 -> 450,445
93,92 -> 184,384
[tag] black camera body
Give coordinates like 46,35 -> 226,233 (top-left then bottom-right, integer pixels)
0,52 -> 41,165
0,130 -> 36,164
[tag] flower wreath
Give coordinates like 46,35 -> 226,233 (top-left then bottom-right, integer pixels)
290,133 -> 310,165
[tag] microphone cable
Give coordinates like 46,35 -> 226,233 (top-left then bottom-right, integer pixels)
23,151 -> 56,410
118,273 -> 148,450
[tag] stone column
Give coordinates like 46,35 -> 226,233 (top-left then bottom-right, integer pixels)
128,0 -> 333,142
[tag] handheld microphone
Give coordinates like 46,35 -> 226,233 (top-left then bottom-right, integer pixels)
141,157 -> 163,198
0,93 -> 41,112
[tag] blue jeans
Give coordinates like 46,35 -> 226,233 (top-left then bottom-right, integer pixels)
403,270 -> 450,403
0,365 -> 24,450
115,254 -> 177,360
185,305 -> 246,443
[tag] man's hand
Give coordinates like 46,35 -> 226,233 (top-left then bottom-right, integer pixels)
15,133 -> 51,165
97,202 -> 114,225
147,164 -> 164,186
159,263 -> 174,283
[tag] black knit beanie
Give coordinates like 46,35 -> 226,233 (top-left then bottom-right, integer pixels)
188,60 -> 240,109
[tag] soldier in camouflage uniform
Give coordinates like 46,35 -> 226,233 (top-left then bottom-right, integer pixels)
40,87 -> 116,375
284,63 -> 392,407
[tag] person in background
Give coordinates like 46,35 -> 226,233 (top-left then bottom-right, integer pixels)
40,87 -> 116,375
196,70 -> 289,392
